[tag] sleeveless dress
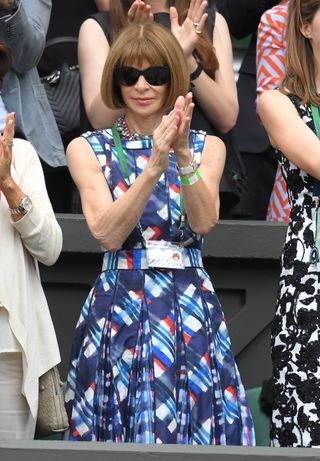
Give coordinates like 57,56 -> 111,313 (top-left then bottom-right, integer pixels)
65,129 -> 255,445
271,95 -> 320,447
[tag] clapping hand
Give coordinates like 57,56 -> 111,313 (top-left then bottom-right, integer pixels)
172,93 -> 194,156
128,0 -> 154,24
149,110 -> 180,176
0,112 -> 15,189
170,0 -> 208,58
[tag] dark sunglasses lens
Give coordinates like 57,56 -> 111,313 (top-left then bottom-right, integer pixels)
117,67 -> 170,86
144,67 -> 170,85
118,67 -> 139,86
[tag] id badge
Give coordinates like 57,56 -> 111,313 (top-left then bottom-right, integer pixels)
146,240 -> 185,269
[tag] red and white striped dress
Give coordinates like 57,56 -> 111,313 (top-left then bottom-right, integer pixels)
256,1 -> 290,222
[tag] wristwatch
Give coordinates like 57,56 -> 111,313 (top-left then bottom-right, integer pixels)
177,158 -> 197,176
9,195 -> 32,215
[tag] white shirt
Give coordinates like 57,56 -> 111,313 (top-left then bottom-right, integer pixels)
0,139 -> 62,417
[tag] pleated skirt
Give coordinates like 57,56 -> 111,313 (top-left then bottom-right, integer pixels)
65,267 -> 255,445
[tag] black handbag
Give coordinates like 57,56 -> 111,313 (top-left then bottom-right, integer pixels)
40,37 -> 80,136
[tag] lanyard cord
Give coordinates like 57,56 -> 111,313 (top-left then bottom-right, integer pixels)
111,123 -> 186,232
310,103 -> 320,197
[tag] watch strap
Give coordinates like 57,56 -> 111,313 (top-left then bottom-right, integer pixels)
9,195 -> 31,215
177,158 -> 197,176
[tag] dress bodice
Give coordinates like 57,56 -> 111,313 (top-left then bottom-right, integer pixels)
83,129 -> 206,251
277,95 -> 319,269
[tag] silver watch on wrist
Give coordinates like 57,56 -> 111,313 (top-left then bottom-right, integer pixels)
9,195 -> 32,215
177,158 -> 197,176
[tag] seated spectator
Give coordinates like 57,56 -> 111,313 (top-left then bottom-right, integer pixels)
78,0 -> 245,217
257,1 -> 289,222
217,0 -> 280,220
65,22 -> 255,444
0,42 -> 62,440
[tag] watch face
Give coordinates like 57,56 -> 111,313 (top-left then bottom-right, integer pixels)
20,196 -> 32,213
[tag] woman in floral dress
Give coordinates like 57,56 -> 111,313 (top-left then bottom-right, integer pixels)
65,22 -> 254,445
259,0 -> 320,448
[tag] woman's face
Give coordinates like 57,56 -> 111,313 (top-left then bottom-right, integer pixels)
301,7 -> 320,52
119,59 -> 169,118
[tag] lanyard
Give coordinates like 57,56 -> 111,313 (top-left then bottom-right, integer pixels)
310,103 -> 320,197
111,123 -> 186,232
112,125 -> 131,184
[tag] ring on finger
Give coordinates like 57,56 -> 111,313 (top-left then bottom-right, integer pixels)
193,21 -> 199,27
7,142 -> 13,148
195,29 -> 202,35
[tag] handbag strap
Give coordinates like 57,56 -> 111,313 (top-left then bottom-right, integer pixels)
45,36 -> 78,49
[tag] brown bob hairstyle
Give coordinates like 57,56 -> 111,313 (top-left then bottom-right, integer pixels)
101,22 -> 190,110
280,0 -> 320,105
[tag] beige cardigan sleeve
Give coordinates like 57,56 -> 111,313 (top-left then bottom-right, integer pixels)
10,139 -> 62,266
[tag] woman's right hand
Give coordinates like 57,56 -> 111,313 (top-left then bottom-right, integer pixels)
148,110 -> 179,176
170,0 -> 208,59
0,112 -> 15,189
128,0 -> 154,24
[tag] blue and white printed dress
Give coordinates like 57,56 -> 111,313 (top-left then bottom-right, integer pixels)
65,129 -> 255,445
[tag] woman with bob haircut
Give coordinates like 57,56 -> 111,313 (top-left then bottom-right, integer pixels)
259,0 -> 320,448
77,0 -> 243,218
65,22 -> 254,445
79,0 -> 236,133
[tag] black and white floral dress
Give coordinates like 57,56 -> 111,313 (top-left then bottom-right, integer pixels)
271,95 -> 320,447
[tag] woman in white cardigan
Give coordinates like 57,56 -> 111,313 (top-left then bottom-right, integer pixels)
0,43 -> 62,439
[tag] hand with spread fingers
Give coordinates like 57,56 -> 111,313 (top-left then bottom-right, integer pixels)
170,0 -> 208,58
128,0 -> 154,24
0,112 -> 15,189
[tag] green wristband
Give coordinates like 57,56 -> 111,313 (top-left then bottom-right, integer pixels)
180,169 -> 201,186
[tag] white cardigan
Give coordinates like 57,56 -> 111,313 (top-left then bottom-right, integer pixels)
0,138 -> 62,418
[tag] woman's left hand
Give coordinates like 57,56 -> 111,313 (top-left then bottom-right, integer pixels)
170,0 -> 208,59
128,0 -> 154,24
173,92 -> 194,157
0,112 -> 15,189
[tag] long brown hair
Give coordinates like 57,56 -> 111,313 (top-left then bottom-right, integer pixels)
280,0 -> 320,105
109,0 -> 218,77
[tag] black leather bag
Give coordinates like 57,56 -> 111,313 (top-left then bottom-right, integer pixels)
40,37 -> 80,137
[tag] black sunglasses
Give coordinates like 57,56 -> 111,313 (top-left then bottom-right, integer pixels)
115,66 -> 170,86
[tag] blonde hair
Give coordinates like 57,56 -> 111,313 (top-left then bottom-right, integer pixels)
280,0 -> 320,105
101,22 -> 190,110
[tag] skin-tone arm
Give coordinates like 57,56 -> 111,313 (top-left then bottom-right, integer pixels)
78,18 -> 123,129
259,90 -> 320,179
0,112 -> 25,222
95,0 -> 110,11
179,11 -> 238,133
